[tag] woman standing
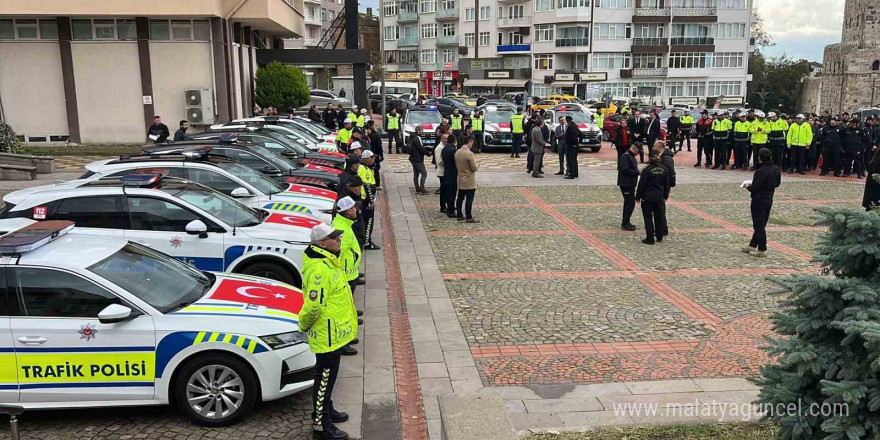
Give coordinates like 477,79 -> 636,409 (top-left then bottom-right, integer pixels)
308,105 -> 322,123
863,148 -> 880,211
635,149 -> 670,245
614,119 -> 631,158
743,148 -> 781,257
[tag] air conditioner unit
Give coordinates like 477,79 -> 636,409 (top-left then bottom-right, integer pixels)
458,46 -> 468,55
185,88 -> 215,125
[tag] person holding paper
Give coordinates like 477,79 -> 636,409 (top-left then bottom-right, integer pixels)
147,115 -> 170,143
742,148 -> 781,258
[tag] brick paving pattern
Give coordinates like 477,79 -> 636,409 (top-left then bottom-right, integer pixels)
417,181 -> 864,386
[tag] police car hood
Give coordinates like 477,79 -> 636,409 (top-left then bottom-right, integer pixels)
165,273 -> 304,334
238,212 -> 319,243
2,180 -> 86,206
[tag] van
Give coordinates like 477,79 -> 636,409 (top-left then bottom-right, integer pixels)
368,81 -> 420,99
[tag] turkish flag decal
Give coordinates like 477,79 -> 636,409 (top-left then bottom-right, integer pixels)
497,123 -> 511,129
577,123 -> 589,129
304,164 -> 343,175
265,213 -> 323,228
286,183 -> 337,200
207,278 -> 304,314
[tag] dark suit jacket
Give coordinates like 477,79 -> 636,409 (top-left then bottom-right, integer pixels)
617,151 -> 639,188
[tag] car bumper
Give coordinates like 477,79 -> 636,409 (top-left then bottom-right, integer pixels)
254,343 -> 316,402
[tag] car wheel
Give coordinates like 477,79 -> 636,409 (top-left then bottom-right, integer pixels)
590,147 -> 601,153
241,261 -> 298,287
602,131 -> 610,142
174,353 -> 258,427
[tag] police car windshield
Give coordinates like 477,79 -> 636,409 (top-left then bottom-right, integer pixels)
161,186 -> 263,227
485,111 -> 514,123
556,112 -> 591,123
88,242 -> 211,313
248,145 -> 296,172
216,162 -> 286,195
407,111 -> 442,125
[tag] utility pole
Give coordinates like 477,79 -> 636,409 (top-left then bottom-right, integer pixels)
345,0 -> 368,111
379,4 -> 387,128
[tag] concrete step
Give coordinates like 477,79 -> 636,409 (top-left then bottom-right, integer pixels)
439,394 -> 516,440
0,164 -> 37,181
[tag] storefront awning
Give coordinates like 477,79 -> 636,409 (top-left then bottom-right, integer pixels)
496,79 -> 528,88
552,81 -> 575,87
464,79 -> 500,87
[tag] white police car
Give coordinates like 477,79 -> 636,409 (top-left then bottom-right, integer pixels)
0,174 -> 320,287
0,220 -> 314,426
402,107 -> 443,147
82,155 -> 337,224
543,105 -> 602,152
227,117 -> 339,151
477,105 -> 516,150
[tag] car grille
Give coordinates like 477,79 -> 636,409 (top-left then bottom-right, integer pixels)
491,132 -> 512,140
581,131 -> 600,140
280,364 -> 315,389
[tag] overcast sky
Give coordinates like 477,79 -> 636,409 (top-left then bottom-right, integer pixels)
358,0 -> 845,62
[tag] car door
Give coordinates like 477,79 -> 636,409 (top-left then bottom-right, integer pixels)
8,266 -> 156,402
184,168 -> 259,206
123,196 -> 226,272
48,196 -> 127,239
0,268 -> 18,403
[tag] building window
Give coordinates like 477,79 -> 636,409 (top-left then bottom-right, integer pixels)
13,19 -> 38,39
442,23 -> 456,36
68,18 -> 139,41
712,22 -> 746,39
633,53 -> 664,69
685,81 -> 705,96
634,24 -> 665,38
384,25 -> 399,40
535,0 -> 555,11
321,8 -> 327,21
592,52 -> 631,69
558,0 -> 589,7
535,25 -> 554,42
464,32 -> 475,47
308,27 -> 318,40
420,49 -> 436,64
665,82 -> 685,97
505,32 -> 523,44
632,82 -> 662,97
383,0 -> 397,16
708,81 -> 742,96
421,23 -> 437,39
479,31 -> 490,46
420,0 -> 436,12
711,52 -> 743,68
399,50 -> 419,65
330,10 -> 336,20
507,5 -> 525,18
873,60 -> 880,71
386,50 -> 397,64
534,54 -> 554,70
672,0 -> 713,6
718,0 -> 746,8
593,23 -> 631,39
479,6 -> 491,19
668,52 -> 708,69
465,8 -> 475,21
556,26 -> 589,46
443,48 -> 457,62
596,0 -> 632,7
533,84 -> 551,97
149,19 -> 210,41
589,82 -> 630,99
441,0 -> 456,9
671,23 -> 712,44
0,19 -> 59,40
402,25 -> 418,39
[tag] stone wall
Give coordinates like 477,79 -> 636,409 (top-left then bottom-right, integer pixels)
820,0 -> 880,113
797,77 -> 823,114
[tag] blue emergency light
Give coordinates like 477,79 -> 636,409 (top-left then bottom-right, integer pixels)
218,135 -> 239,145
182,146 -> 212,158
121,173 -> 163,187
0,220 -> 74,254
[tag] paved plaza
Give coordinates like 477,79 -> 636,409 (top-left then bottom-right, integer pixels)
0,145 -> 868,439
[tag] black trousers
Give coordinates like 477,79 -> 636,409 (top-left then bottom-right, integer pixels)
641,200 -> 666,242
808,143 -> 820,169
769,140 -> 785,167
565,144 -> 579,177
792,146 -> 807,173
473,131 -> 484,153
440,179 -> 457,213
558,141 -> 567,173
373,162 -> 382,187
714,138 -> 729,165
680,131 -> 692,151
456,189 -> 476,219
697,137 -> 711,165
363,208 -> 375,244
620,186 -> 635,226
511,133 -> 522,156
752,143 -> 767,169
844,148 -> 864,176
387,129 -> 402,153
527,149 -> 534,172
312,349 -> 342,429
749,198 -> 773,252
733,139 -> 749,168
822,147 -> 841,174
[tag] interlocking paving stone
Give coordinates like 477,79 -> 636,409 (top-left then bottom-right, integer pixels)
595,232 -> 808,270
557,205 -> 718,231
445,278 -> 709,345
695,202 -> 824,228
528,185 -> 626,203
416,205 -> 566,232
768,230 -> 825,255
659,275 -> 784,322
665,183 -> 759,202
429,234 -> 617,273
778,180 -> 865,200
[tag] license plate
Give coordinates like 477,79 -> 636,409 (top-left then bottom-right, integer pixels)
501,139 -> 512,144
424,140 -> 435,145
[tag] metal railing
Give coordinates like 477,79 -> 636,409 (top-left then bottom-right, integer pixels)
497,16 -> 532,27
497,44 -> 531,52
436,34 -> 459,45
633,67 -> 669,77
632,37 -> 667,46
398,36 -> 420,46
671,6 -> 717,14
555,37 -> 589,47
436,7 -> 460,19
634,7 -> 670,15
670,36 -> 714,45
397,10 -> 419,22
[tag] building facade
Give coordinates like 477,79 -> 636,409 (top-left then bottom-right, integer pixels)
0,0 -> 304,144
381,0 -> 752,105
820,0 -> 880,114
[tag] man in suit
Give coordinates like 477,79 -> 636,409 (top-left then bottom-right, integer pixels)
564,116 -> 580,179
554,116 -> 567,175
645,111 -> 662,151
530,118 -> 549,178
628,110 -> 647,163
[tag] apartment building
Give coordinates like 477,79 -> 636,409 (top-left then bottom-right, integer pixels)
285,0 -> 342,48
383,0 -> 752,106
0,0 -> 304,144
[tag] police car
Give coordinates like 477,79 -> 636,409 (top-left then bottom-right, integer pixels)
0,174 -> 319,287
402,106 -> 444,147
230,117 -> 339,150
81,154 -> 337,224
190,128 -> 345,170
476,105 -> 516,150
0,220 -> 314,426
543,105 -> 602,152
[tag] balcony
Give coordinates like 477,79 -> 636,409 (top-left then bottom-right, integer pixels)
634,7 -> 670,16
436,34 -> 459,46
670,36 -> 714,46
397,10 -> 419,23
497,44 -> 531,54
497,0 -> 528,3
436,7 -> 460,20
305,15 -> 322,25
497,16 -> 532,27
399,36 -> 420,46
398,63 -> 418,71
555,38 -> 589,47
304,0 -> 321,4
633,67 -> 668,77
671,6 -> 717,15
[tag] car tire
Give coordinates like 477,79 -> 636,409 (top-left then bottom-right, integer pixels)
174,353 -> 259,427
240,261 -> 298,287
590,147 -> 601,153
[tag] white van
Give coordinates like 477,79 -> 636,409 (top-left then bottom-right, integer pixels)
368,81 -> 420,99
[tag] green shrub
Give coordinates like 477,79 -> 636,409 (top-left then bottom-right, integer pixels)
254,61 -> 310,112
0,121 -> 24,154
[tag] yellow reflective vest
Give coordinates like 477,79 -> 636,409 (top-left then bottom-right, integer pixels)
769,119 -> 789,142
711,118 -> 732,139
471,116 -> 483,131
336,128 -> 351,144
749,119 -> 770,144
387,113 -> 400,130
357,164 -> 375,199
511,114 -> 525,134
451,115 -> 463,130
299,245 -> 357,353
331,213 -> 361,282
787,122 -> 813,147
734,120 -> 751,140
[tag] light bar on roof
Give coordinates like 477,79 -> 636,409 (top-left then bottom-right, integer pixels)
121,173 -> 163,186
0,221 -> 75,254
218,135 -> 239,144
182,146 -> 212,158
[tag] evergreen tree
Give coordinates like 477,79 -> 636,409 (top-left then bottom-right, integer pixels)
756,207 -> 880,440
254,61 -> 310,113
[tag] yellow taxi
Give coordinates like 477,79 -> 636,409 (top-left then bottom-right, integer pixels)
532,99 -> 562,111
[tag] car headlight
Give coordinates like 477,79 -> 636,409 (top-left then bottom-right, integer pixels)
261,331 -> 308,350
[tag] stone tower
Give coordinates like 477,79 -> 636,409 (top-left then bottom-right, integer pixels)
820,0 -> 880,113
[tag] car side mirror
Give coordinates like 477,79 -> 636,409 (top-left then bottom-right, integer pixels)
185,219 -> 209,238
231,187 -> 251,198
281,150 -> 297,158
98,304 -> 133,324
262,165 -> 282,175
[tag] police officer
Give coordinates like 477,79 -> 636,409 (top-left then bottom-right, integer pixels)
711,112 -> 732,170
358,151 -> 380,250
787,114 -> 813,175
821,118 -> 844,176
450,108 -> 464,139
617,142 -> 640,231
733,113 -> 751,170
680,111 -> 694,152
694,110 -> 712,167
742,148 -> 780,258
471,110 -> 484,154
594,111 -> 605,140
510,107 -> 526,158
666,110 -> 681,152
386,107 -> 402,154
357,109 -> 368,129
843,119 -> 866,178
332,196 -> 363,327
336,119 -> 353,152
300,222 -> 357,440
749,112 -> 770,171
347,106 -> 360,126
810,117 -> 826,172
635,148 -> 670,245
767,112 -> 788,167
